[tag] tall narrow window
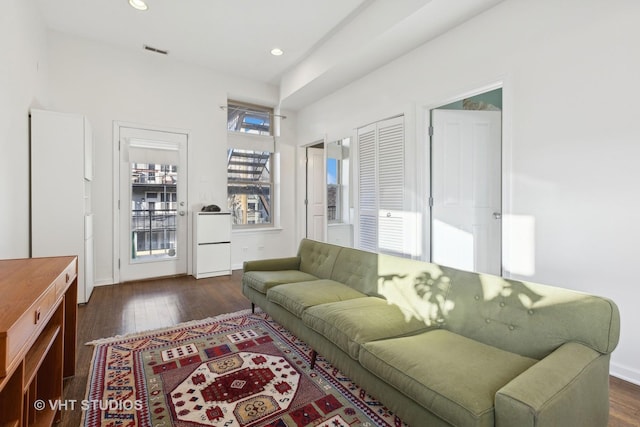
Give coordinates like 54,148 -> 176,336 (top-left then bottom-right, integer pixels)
226,100 -> 275,227
327,157 -> 341,223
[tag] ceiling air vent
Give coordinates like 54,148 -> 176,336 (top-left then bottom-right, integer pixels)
143,45 -> 169,55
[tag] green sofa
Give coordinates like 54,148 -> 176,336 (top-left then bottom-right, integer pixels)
242,239 -> 620,427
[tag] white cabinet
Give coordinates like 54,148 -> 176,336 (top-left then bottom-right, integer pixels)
30,109 -> 94,303
193,212 -> 231,278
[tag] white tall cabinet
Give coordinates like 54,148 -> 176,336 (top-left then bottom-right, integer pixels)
30,109 -> 95,304
193,212 -> 231,278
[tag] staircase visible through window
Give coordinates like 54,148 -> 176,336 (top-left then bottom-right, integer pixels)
227,149 -> 272,225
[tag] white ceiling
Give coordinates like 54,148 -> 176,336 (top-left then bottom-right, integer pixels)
36,0 -> 505,109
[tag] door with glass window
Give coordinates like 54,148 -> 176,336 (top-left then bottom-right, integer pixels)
118,126 -> 188,282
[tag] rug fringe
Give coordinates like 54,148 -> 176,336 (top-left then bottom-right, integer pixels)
79,337 -> 101,427
85,308 -> 261,346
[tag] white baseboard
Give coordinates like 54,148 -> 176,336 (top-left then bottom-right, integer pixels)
611,362 -> 640,386
232,263 -> 244,270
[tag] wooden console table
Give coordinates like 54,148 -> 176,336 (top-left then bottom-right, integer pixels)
0,257 -> 78,427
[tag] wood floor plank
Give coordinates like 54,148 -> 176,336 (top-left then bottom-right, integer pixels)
59,271 -> 640,426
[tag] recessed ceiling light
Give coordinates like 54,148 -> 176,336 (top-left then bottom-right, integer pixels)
129,0 -> 148,11
270,48 -> 284,56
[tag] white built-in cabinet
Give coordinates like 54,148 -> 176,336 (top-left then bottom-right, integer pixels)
193,212 -> 231,278
356,115 -> 408,257
30,109 -> 95,304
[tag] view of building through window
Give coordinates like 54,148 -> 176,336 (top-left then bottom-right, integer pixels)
227,149 -> 272,225
227,101 -> 272,135
130,163 -> 178,259
327,157 -> 340,222
226,101 -> 274,226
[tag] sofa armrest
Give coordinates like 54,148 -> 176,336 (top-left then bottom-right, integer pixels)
243,257 -> 301,272
495,342 -> 610,427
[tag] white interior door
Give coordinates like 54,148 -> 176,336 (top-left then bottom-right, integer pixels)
306,147 -> 326,241
431,109 -> 501,275
118,126 -> 188,282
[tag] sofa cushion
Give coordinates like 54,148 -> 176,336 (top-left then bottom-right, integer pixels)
302,297 -> 431,360
267,279 -> 367,318
359,329 -> 537,427
329,246 -> 380,296
298,239 -> 342,280
439,267 -> 620,359
243,270 -> 318,294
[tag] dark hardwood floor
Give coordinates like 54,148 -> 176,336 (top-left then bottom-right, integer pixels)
60,271 -> 249,427
61,272 -> 640,426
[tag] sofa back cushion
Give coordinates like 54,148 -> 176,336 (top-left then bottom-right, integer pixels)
329,246 -> 379,295
376,255 -> 454,327
441,267 -> 620,359
298,238 -> 342,280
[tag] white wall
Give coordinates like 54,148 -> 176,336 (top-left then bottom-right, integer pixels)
295,0 -> 640,384
0,0 -> 49,258
46,31 -> 297,284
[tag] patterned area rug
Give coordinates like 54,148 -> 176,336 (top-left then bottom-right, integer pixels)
83,309 -> 406,427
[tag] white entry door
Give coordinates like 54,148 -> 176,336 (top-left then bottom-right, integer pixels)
431,109 -> 502,275
118,126 -> 188,282
306,147 -> 326,241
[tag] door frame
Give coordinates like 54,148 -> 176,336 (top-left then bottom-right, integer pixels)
112,121 -> 191,284
421,79 -> 512,275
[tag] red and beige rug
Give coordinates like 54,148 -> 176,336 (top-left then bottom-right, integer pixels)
83,309 -> 406,427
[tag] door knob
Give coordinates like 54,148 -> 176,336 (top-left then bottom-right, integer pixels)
179,210 -> 186,216
493,212 -> 502,220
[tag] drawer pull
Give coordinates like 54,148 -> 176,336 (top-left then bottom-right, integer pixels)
66,273 -> 70,283
34,308 -> 41,324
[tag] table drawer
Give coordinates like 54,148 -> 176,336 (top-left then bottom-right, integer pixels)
2,285 -> 58,376
55,258 -> 77,299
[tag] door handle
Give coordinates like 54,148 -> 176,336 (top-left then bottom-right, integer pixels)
493,212 -> 502,220
179,210 -> 186,216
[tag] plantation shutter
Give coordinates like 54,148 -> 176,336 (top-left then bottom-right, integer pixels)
357,124 -> 378,252
377,116 -> 405,256
356,116 -> 406,256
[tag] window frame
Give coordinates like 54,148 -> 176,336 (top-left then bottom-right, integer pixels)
226,100 -> 277,229
227,149 -> 274,228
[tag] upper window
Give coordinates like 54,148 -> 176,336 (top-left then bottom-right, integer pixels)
227,101 -> 273,136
